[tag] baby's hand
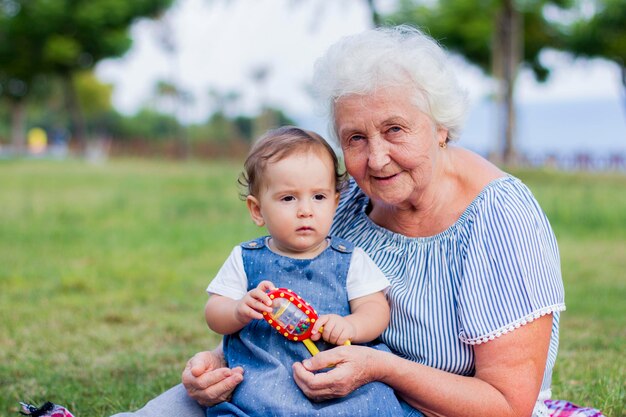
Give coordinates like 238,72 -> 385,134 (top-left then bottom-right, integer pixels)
311,314 -> 355,346
235,280 -> 275,325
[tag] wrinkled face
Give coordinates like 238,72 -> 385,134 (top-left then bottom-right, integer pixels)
334,87 -> 447,209
247,150 -> 339,258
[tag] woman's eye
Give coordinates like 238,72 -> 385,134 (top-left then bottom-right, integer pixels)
348,134 -> 365,143
387,126 -> 402,134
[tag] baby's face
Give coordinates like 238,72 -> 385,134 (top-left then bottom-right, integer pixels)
249,150 -> 339,258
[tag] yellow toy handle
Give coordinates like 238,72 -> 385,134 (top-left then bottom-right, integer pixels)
302,337 -> 350,368
302,339 -> 320,356
302,329 -> 351,357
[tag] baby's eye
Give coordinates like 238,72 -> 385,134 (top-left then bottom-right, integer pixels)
313,194 -> 326,201
281,195 -> 296,202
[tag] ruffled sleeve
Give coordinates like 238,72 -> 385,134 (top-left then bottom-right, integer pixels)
458,178 -> 566,345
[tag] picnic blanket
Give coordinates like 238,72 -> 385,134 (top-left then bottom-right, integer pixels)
19,402 -> 74,417
546,399 -> 606,417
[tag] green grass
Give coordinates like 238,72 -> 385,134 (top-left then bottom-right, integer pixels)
0,160 -> 624,416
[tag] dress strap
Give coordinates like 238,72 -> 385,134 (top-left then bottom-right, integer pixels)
329,236 -> 354,254
241,237 -> 266,250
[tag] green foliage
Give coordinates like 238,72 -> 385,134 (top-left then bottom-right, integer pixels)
0,160 -> 623,416
0,72 -> 115,142
387,0 -> 564,79
113,108 -> 182,141
75,71 -> 114,117
43,34 -> 82,67
389,0 -> 626,85
187,107 -> 296,144
233,115 -> 254,140
0,0 -> 172,98
204,111 -> 240,143
0,0 -> 174,146
561,0 -> 626,66
390,0 -> 493,71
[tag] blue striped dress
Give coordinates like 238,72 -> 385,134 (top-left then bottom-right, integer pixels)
330,176 -> 566,414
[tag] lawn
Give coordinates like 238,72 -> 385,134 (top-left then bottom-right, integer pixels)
0,160 -> 624,416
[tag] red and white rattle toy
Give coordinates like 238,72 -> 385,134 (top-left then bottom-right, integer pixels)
262,288 -> 350,356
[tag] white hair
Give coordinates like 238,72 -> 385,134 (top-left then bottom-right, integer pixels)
312,25 -> 469,142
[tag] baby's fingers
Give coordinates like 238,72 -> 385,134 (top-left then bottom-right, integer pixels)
310,315 -> 329,341
252,281 -> 275,308
257,280 -> 275,292
244,294 -> 273,314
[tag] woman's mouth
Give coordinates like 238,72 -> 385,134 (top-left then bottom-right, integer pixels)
372,172 -> 398,181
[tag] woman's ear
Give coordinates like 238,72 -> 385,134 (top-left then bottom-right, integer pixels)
246,195 -> 265,227
437,126 -> 449,143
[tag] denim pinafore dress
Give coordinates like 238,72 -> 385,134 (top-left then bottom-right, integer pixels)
206,236 -> 402,416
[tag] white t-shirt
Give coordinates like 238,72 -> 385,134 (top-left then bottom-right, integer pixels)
207,241 -> 390,301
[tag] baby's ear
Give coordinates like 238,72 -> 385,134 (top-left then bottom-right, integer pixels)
246,196 -> 265,227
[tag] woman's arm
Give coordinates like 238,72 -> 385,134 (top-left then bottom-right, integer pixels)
293,314 -> 552,417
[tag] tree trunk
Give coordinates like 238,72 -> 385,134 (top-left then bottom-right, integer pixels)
492,0 -> 522,166
61,72 -> 87,153
620,65 -> 626,118
365,0 -> 382,27
10,98 -> 27,153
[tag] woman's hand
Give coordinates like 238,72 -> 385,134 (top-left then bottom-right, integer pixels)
292,345 -> 378,401
181,350 -> 244,407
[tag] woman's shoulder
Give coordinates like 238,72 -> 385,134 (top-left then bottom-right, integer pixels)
473,175 -> 539,212
452,147 -> 504,192
458,174 -> 558,261
449,148 -> 538,216
461,174 -> 541,226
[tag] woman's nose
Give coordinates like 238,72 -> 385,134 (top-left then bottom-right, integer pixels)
367,137 -> 391,170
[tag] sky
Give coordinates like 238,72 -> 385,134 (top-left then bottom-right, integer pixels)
95,0 -> 626,157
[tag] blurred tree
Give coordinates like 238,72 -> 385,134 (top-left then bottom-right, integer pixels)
115,108 -> 180,141
207,88 -> 250,142
190,107 -> 295,144
0,70 -> 113,147
558,0 -> 626,113
75,71 -> 115,134
0,0 -> 174,152
233,115 -> 255,141
153,79 -> 194,156
386,0 -> 568,165
208,88 -> 242,117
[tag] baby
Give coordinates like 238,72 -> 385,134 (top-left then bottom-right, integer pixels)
204,126 -> 401,416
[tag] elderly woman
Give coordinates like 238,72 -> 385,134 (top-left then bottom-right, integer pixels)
113,26 -> 604,417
